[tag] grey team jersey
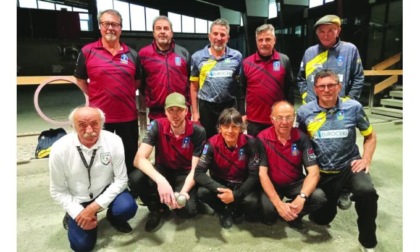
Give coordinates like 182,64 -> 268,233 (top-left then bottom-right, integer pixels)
296,97 -> 373,172
297,39 -> 364,103
189,45 -> 242,103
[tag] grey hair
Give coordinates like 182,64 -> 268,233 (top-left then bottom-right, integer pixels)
97,9 -> 122,27
217,108 -> 246,131
210,18 -> 230,34
314,69 -> 340,86
152,15 -> 173,31
255,23 -> 275,38
69,106 -> 105,129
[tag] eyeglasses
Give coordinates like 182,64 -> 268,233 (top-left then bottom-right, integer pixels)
100,22 -> 121,29
315,83 -> 339,91
220,124 -> 241,131
270,116 -> 294,122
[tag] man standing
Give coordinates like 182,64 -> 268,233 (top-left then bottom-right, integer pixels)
138,16 -> 191,120
258,101 -> 326,230
74,9 -> 141,175
297,14 -> 364,104
190,18 -> 242,139
49,106 -> 138,252
131,93 -> 206,232
296,69 -> 378,251
240,24 -> 295,137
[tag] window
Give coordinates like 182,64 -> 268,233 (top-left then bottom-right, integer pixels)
168,13 -> 182,33
130,5 -> 146,31
114,0 -> 130,30
309,0 -> 323,8
56,4 -> 71,11
182,15 -> 195,33
145,7 -> 159,31
38,1 -> 54,10
195,18 -> 208,34
268,0 -> 277,19
18,0 -> 37,8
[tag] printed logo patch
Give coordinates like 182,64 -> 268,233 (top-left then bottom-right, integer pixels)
314,129 -> 349,139
175,57 -> 182,66
182,137 -> 190,148
203,144 -> 209,155
337,56 -> 344,67
307,148 -> 316,161
337,111 -> 344,120
238,148 -> 245,161
120,54 -> 128,64
273,61 -> 281,71
100,152 -> 111,165
291,143 -> 299,156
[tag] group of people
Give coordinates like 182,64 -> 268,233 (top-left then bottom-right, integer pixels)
49,9 -> 378,252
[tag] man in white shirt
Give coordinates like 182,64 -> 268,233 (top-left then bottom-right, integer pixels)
49,106 -> 138,252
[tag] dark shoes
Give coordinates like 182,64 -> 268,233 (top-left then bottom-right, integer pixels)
337,192 -> 353,210
145,209 -> 171,233
218,211 -> 233,229
62,213 -> 69,230
106,211 -> 133,233
288,218 -> 308,232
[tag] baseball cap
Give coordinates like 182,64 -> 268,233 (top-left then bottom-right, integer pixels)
314,15 -> 341,29
165,92 -> 187,109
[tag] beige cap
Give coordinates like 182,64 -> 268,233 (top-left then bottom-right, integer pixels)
314,14 -> 341,29
165,92 -> 187,109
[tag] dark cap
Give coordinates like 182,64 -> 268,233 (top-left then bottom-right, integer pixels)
314,15 -> 341,29
165,92 -> 187,110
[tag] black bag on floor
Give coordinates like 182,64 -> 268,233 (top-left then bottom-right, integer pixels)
35,128 -> 67,159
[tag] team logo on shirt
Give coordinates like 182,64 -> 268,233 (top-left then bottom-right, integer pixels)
100,152 -> 111,165
120,54 -> 129,64
337,55 -> 344,67
203,144 -> 209,154
337,111 -> 344,120
224,58 -> 231,63
238,148 -> 245,161
175,57 -> 182,66
273,61 -> 281,71
314,129 -> 349,139
182,137 -> 190,148
291,143 -> 299,156
307,148 -> 316,161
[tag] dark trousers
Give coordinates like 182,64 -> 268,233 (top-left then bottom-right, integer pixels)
198,99 -> 236,139
104,120 -> 139,174
246,120 -> 271,137
197,182 -> 260,218
261,179 -> 327,223
67,190 -> 137,252
129,167 -> 198,218
310,166 -> 378,248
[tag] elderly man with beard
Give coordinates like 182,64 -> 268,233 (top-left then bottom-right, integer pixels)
74,9 -> 141,182
49,106 -> 138,252
190,18 -> 243,139
131,93 -> 206,232
138,15 -> 191,120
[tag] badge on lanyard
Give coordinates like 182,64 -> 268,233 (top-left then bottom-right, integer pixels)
182,137 -> 190,148
291,143 -> 299,156
238,147 -> 245,161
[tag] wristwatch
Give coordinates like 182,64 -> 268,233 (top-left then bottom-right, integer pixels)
299,193 -> 307,200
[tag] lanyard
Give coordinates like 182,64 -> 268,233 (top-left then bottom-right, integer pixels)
76,146 -> 97,199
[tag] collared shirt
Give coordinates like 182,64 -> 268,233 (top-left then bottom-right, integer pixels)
258,127 -> 317,186
240,50 -> 295,124
74,39 -> 141,123
190,45 -> 242,103
297,39 -> 364,103
144,118 -> 206,170
139,40 -> 191,120
49,130 -> 128,219
296,97 -> 373,172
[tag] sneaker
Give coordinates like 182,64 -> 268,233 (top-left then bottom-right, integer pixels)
106,211 -> 133,233
145,210 -> 167,233
359,243 -> 375,252
337,192 -> 352,210
62,213 -> 69,230
218,211 -> 233,229
288,218 -> 309,232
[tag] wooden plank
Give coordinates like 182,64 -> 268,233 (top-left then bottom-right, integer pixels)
364,70 -> 403,76
17,76 -> 76,85
374,75 -> 398,94
371,53 -> 401,70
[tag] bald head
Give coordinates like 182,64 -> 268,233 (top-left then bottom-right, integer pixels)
271,101 -> 295,116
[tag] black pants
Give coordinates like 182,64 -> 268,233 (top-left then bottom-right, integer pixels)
260,179 -> 327,223
104,120 -> 139,174
197,181 -> 260,218
311,166 -> 378,248
246,120 -> 271,137
198,99 -> 236,139
129,167 -> 198,218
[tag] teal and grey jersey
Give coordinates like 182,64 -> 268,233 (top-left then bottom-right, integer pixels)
296,97 -> 373,172
296,39 -> 364,103
190,45 -> 242,103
